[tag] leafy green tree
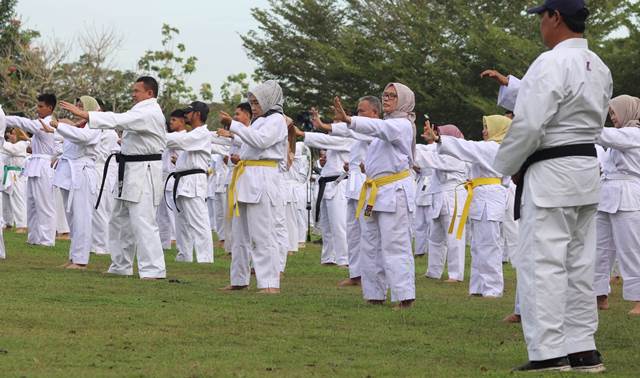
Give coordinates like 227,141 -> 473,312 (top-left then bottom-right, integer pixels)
220,73 -> 250,109
244,0 -> 640,139
138,23 -> 213,113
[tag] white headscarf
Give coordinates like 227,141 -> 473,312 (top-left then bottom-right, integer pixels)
248,80 -> 284,115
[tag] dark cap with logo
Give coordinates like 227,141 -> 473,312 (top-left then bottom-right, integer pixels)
527,0 -> 586,16
182,101 -> 209,115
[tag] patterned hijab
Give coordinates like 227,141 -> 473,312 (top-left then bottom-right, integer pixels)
248,80 -> 284,116
483,115 -> 512,144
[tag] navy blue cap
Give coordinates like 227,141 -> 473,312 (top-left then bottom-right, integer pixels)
528,0 -> 586,16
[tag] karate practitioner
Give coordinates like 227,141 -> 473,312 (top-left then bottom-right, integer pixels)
293,141 -> 311,247
158,110 -> 186,250
219,80 -> 287,294
60,76 -> 167,279
91,105 -> 120,255
2,128 -> 29,232
429,116 -> 511,297
493,1 -> 612,372
167,101 -> 214,263
6,94 -> 57,246
42,96 -> 101,270
301,121 -> 351,267
332,83 -> 416,308
413,141 -> 434,259
418,124 -> 469,282
0,105 -> 6,259
594,95 -> 640,316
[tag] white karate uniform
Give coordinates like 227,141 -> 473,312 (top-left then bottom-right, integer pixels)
414,145 -> 435,256
54,123 -> 101,265
6,115 -> 57,246
303,132 -> 351,265
494,38 -> 613,361
168,125 -> 214,264
439,136 -> 508,297
228,114 -> 287,289
293,144 -> 311,243
331,123 -> 374,279
2,140 -> 28,228
211,134 -> 233,249
275,161 -> 290,272
502,182 -> 519,263
158,132 -> 182,249
88,98 -> 167,279
594,127 -> 640,302
415,144 -> 469,281
282,158 -> 304,253
348,116 -> 415,302
91,130 -> 119,254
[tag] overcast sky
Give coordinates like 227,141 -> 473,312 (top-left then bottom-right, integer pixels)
16,0 -> 271,100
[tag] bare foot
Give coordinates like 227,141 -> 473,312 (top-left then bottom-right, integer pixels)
15,227 -> 27,234
337,265 -> 349,270
367,299 -> 386,305
258,288 -> 280,294
287,251 -> 295,256
393,299 -> 415,310
298,243 -> 306,249
629,302 -> 640,316
65,263 -> 87,270
444,279 -> 462,283
597,295 -> 610,310
338,278 -> 361,287
502,313 -> 521,323
56,233 -> 70,241
219,285 -> 249,291
610,276 -> 622,285
59,261 -> 72,268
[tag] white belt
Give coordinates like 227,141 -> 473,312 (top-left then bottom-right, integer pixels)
59,157 -> 96,212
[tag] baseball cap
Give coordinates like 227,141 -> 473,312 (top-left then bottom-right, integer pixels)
527,0 -> 586,16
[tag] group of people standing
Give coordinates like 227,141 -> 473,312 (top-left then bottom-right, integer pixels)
1,0 -> 638,373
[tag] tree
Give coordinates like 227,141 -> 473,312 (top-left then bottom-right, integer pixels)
244,0 -> 640,139
138,23 -> 213,113
220,73 -> 250,110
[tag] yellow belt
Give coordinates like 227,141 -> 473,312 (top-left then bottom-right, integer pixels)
448,177 -> 502,240
355,170 -> 411,218
227,160 -> 278,218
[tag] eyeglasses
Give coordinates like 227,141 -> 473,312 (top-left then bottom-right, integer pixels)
382,93 -> 398,100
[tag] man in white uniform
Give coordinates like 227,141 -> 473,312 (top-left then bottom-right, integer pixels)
167,101 -> 214,263
6,94 -> 57,246
493,1 -> 612,372
61,76 -> 167,279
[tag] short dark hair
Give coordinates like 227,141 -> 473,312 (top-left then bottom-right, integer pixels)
236,102 -> 252,118
136,76 -> 159,97
95,98 -> 106,110
170,109 -> 186,118
546,7 -> 589,33
37,93 -> 57,109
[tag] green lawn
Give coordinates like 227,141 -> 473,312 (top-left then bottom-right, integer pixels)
0,230 -> 638,377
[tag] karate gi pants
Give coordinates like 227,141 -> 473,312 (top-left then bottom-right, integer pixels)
285,201 -> 299,253
361,190 -> 415,302
206,197 -> 216,231
175,195 -> 213,263
414,205 -> 431,256
595,211 -> 640,301
230,200 -> 280,289
502,188 -> 519,262
296,199 -> 309,243
92,164 -> 115,254
517,200 -> 598,361
107,174 -> 166,279
2,192 -> 11,227
274,201 -> 289,272
12,177 -> 28,228
427,211 -> 466,281
0,228 -> 5,259
26,175 -> 56,246
346,198 -> 364,279
213,192 -> 226,241
319,194 -> 348,265
55,188 -> 70,234
157,190 -> 176,250
469,214 -> 504,297
60,181 -> 96,265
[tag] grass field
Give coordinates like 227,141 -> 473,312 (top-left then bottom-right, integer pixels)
1,230 -> 639,377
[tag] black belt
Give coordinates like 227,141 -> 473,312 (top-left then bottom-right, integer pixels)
164,169 -> 207,212
95,153 -> 162,209
514,143 -> 597,220
315,175 -> 342,222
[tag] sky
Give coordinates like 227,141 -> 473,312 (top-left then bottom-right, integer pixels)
15,0 -> 271,100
